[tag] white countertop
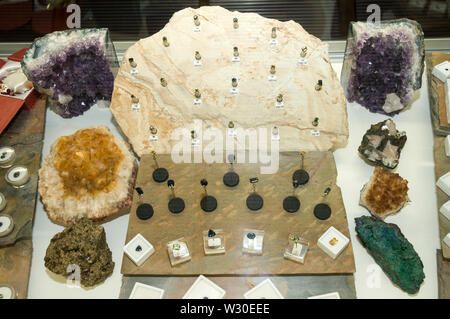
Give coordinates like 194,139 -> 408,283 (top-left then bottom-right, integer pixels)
27,62 -> 440,299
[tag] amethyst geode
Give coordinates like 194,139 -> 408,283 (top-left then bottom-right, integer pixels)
21,28 -> 118,118
341,19 -> 425,115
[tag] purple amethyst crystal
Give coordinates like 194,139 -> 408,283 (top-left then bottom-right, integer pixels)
21,28 -> 118,118
341,19 -> 424,115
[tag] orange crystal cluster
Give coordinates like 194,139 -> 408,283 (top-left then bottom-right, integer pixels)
53,128 -> 124,197
364,166 -> 409,216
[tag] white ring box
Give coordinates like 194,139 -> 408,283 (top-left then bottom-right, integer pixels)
242,229 -> 264,255
317,226 -> 350,260
129,282 -> 165,299
0,192 -> 6,211
0,214 -> 14,237
243,279 -> 284,299
444,233 -> 450,249
182,275 -> 226,299
0,147 -> 16,168
167,237 -> 191,266
437,171 -> 450,196
432,60 -> 450,83
445,79 -> 450,123
308,292 -> 341,299
203,229 -> 226,255
0,285 -> 16,299
123,233 -> 155,267
5,166 -> 30,188
284,234 -> 309,264
440,200 -> 450,220
445,136 -> 450,157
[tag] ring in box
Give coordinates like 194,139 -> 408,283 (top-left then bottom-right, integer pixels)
317,226 -> 349,259
123,233 -> 155,267
308,291 -> 341,299
243,279 -> 284,299
5,165 -> 30,188
129,282 -> 165,299
203,229 -> 226,255
167,237 -> 191,266
242,229 -> 264,255
182,275 -> 226,299
284,234 -> 309,264
0,147 -> 15,168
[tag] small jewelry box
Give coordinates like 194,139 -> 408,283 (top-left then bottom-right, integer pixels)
440,200 -> 450,221
123,233 -> 155,267
167,237 -> 191,266
444,233 -> 450,249
308,292 -> 341,299
317,226 -> 349,259
437,171 -> 450,196
203,229 -> 225,255
243,279 -> 284,299
284,234 -> 309,264
129,282 -> 165,299
182,275 -> 226,299
242,229 -> 264,255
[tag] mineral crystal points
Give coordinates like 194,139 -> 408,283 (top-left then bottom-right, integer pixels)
39,126 -> 137,225
360,166 -> 409,219
44,218 -> 114,287
358,119 -> 407,169
110,6 -> 348,156
355,216 -> 425,294
21,28 -> 118,118
341,19 -> 425,115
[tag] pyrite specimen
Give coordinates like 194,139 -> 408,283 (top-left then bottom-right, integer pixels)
358,119 -> 407,169
355,216 -> 425,295
360,166 -> 409,219
44,218 -> 114,287
22,28 -> 118,118
341,19 -> 425,115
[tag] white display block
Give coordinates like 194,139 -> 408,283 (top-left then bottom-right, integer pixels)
317,226 -> 349,259
446,79 -> 450,123
242,229 -> 264,255
437,171 -> 450,196
167,238 -> 191,266
123,233 -> 155,267
308,292 -> 341,299
440,200 -> 450,220
129,282 -> 165,299
243,279 -> 284,299
445,135 -> 450,157
444,233 -> 450,248
432,60 -> 450,83
182,275 -> 226,299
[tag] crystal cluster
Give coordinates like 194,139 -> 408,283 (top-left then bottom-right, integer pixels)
358,119 -> 407,169
22,28 -> 118,118
341,19 -> 424,115
355,216 -> 425,295
44,218 -> 114,287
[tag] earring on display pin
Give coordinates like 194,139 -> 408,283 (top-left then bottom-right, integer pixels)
314,187 -> 332,220
167,180 -> 185,214
292,151 -> 309,186
246,177 -> 263,211
200,179 -> 217,212
134,187 -> 154,221
223,154 -> 239,187
283,179 -> 301,213
151,151 -> 169,183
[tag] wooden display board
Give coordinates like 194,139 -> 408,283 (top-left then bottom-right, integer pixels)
0,98 -> 46,298
121,151 -> 355,276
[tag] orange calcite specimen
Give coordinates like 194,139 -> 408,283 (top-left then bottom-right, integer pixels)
53,128 -> 124,197
360,166 -> 409,218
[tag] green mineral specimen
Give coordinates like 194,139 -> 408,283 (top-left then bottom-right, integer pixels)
355,216 -> 425,294
44,218 -> 114,287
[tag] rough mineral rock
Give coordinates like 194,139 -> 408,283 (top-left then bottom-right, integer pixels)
39,126 -> 137,225
360,166 -> 409,219
358,119 -> 407,169
341,19 -> 425,115
355,215 -> 425,294
22,28 -> 118,118
44,218 -> 114,287
110,6 -> 348,156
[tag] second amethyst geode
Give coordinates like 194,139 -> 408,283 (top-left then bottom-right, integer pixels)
22,28 -> 118,118
341,19 -> 424,116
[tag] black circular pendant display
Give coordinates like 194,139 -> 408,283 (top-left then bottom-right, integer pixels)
283,196 -> 300,213
246,194 -> 264,211
314,203 -> 331,220
201,195 -> 217,212
152,167 -> 169,183
293,169 -> 309,185
223,171 -> 239,187
136,203 -> 154,220
168,197 -> 185,214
